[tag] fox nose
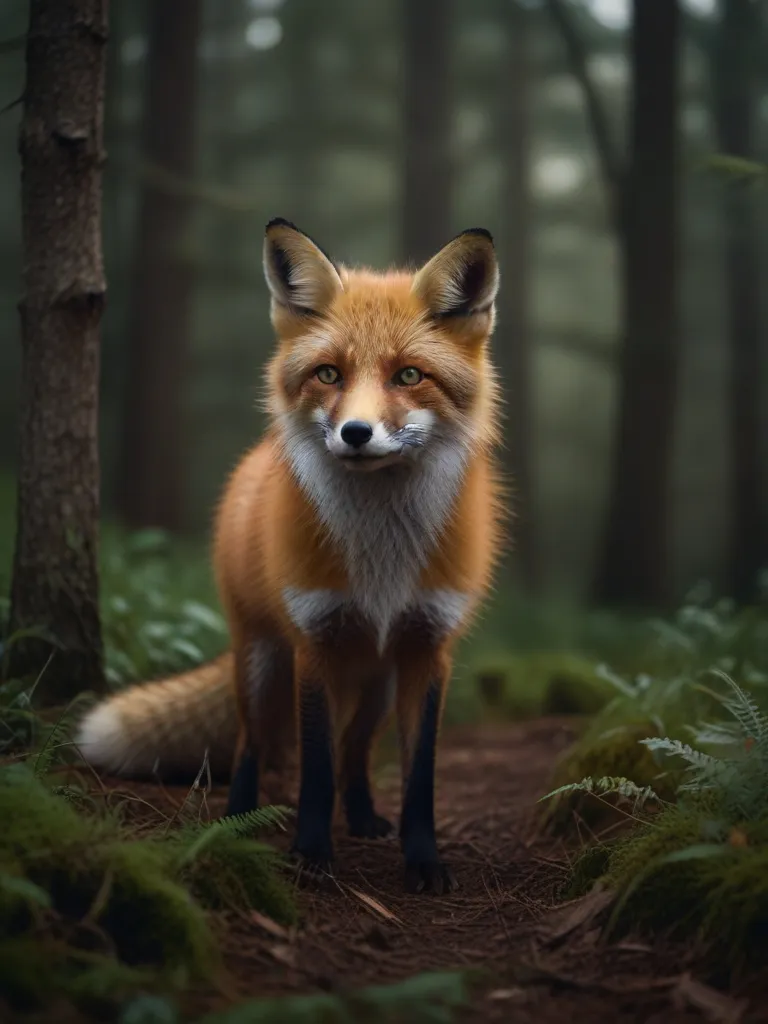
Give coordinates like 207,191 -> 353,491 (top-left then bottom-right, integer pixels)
340,420 -> 373,448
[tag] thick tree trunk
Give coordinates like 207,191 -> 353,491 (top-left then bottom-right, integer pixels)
592,0 -> 681,607
8,0 -> 108,701
496,0 -> 535,589
714,0 -> 765,603
117,0 -> 201,532
401,0 -> 452,265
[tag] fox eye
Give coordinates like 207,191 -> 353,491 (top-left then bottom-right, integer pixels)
396,366 -> 423,386
315,365 -> 340,385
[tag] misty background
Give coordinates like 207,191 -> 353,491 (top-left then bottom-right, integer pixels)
0,0 -> 765,613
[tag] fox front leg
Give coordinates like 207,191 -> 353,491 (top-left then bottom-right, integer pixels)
396,651 -> 457,895
290,648 -> 336,876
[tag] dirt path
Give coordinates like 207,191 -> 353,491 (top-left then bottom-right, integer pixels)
107,718 -> 764,1023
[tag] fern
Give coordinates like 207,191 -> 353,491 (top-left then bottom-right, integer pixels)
216,806 -> 293,836
177,806 -> 292,868
541,775 -> 661,810
710,669 -> 768,746
633,672 -> 768,820
639,737 -> 716,768
687,721 -> 742,747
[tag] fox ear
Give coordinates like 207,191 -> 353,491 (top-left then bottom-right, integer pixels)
411,228 -> 499,323
263,218 -> 343,316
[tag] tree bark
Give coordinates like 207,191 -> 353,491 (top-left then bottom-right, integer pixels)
592,0 -> 682,607
401,0 -> 453,265
713,0 -> 765,603
117,0 -> 201,532
496,1 -> 535,589
8,0 -> 108,701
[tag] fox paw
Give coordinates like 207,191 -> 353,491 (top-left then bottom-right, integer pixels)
404,860 -> 458,896
289,844 -> 335,888
348,813 -> 394,840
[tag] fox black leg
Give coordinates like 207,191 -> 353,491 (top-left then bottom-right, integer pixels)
341,676 -> 394,839
225,637 -> 293,818
225,740 -> 259,817
398,679 -> 457,895
291,679 -> 336,878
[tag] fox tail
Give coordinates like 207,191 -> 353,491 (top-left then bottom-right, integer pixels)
74,654 -> 239,781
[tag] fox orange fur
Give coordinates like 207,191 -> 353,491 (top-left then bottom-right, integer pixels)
77,219 -> 507,894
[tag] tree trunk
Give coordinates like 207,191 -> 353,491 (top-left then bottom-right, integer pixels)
713,0 -> 765,603
496,0 -> 535,589
8,0 -> 108,701
117,0 -> 201,532
285,0 -> 317,229
592,0 -> 681,608
401,0 -> 452,265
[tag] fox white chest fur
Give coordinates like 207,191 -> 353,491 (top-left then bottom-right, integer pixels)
280,412 -> 471,651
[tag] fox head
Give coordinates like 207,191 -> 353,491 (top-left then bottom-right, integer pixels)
262,218 -> 501,474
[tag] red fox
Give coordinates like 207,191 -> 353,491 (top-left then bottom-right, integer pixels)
77,219 -> 506,894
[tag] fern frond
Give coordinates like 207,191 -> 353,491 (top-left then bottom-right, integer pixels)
177,805 -> 292,867
710,669 -> 768,745
686,721 -> 741,747
594,663 -> 638,698
639,737 -> 718,770
215,806 -> 293,836
540,775 -> 660,809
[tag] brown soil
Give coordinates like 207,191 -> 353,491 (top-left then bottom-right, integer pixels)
100,718 -> 765,1023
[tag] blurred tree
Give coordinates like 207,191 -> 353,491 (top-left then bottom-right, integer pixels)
495,0 -> 535,589
713,0 -> 766,602
117,0 -> 201,532
548,0 -> 682,607
284,0 -> 317,227
401,0 -> 453,264
7,0 -> 108,700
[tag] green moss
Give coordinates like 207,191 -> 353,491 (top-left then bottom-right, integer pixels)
555,722 -> 674,792
563,841 -> 616,899
541,658 -> 615,715
0,760 -> 295,1014
196,969 -> 470,1024
460,652 -> 608,722
599,802 -> 768,966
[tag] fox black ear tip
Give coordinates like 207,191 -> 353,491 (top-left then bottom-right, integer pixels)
265,217 -> 299,234
460,227 -> 494,244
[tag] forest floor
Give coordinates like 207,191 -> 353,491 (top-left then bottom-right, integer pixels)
100,716 -> 766,1024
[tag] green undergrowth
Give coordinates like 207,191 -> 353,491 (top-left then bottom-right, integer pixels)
197,970 -> 470,1024
118,970 -> 470,1024
447,650 -> 614,725
545,652 -> 768,970
0,515 -> 226,694
543,587 -> 768,828
0,695 -> 296,1018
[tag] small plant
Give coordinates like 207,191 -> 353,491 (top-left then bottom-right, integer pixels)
548,668 -> 768,967
99,527 -> 227,687
543,588 -> 768,828
541,775 -> 661,812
